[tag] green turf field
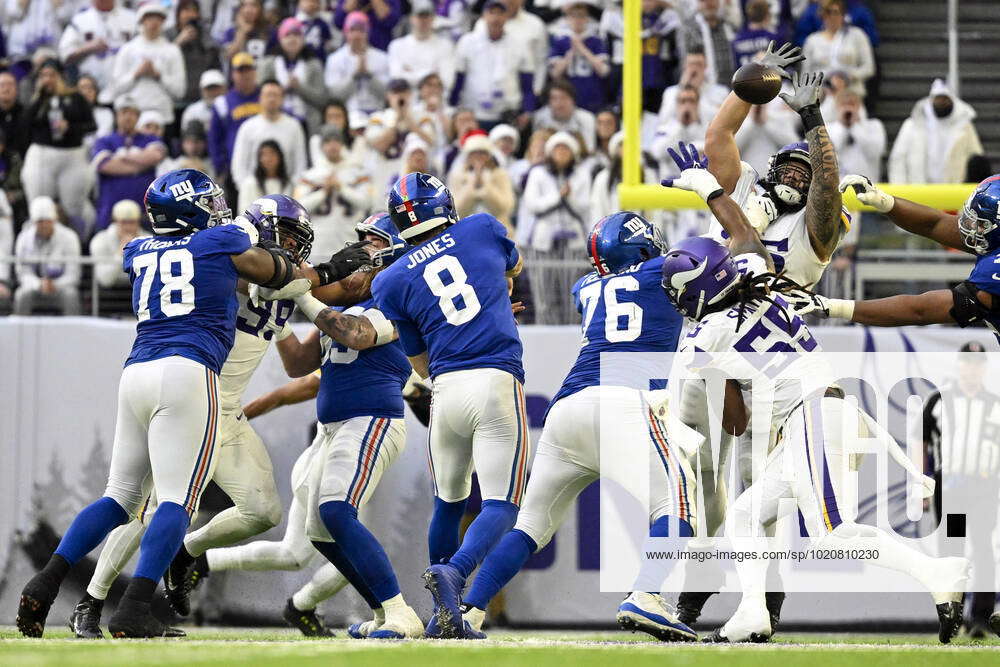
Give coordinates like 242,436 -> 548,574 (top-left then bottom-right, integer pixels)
2,628 -> 999,666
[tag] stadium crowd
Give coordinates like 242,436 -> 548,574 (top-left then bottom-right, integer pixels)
0,0 -> 987,321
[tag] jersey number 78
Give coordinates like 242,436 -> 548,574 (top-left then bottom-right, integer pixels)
132,249 -> 195,321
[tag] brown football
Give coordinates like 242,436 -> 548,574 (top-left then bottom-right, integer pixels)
731,62 -> 783,105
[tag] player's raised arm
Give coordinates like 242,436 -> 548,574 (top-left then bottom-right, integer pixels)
839,175 -> 968,252
788,285 -> 989,327
234,241 -> 374,298
780,71 -> 843,262
662,142 -> 774,271
706,41 -> 804,193
243,373 -> 321,419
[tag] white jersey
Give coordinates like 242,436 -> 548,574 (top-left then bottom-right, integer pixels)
218,292 -> 295,413
676,255 -> 836,450
707,161 -> 850,288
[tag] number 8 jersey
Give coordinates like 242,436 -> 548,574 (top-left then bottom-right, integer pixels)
123,224 -> 252,373
371,213 -> 524,382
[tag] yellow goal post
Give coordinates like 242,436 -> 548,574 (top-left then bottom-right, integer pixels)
616,0 -> 976,212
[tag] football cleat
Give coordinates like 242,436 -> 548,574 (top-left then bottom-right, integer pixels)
765,591 -> 785,633
707,597 -> 772,643
422,563 -> 466,639
282,598 -> 334,637
369,604 -> 424,639
988,612 -> 1000,638
188,553 -> 210,593
459,620 -> 487,640
348,609 -> 385,639
164,549 -> 196,616
936,602 -> 963,644
68,594 -> 105,639
929,556 -> 970,644
108,598 -> 183,638
16,572 -> 60,638
676,591 -> 715,626
616,592 -> 697,642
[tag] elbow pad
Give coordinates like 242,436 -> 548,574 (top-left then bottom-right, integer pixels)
260,246 -> 296,289
949,281 -> 995,327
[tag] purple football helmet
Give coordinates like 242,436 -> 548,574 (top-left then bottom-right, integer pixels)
242,194 -> 314,263
660,236 -> 741,320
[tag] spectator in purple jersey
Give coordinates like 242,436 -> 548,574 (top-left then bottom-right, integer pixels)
169,0 -> 221,106
208,52 -> 262,181
433,0 -> 470,42
548,0 -> 609,114
333,0 -> 401,51
295,0 -> 335,60
601,0 -> 681,113
90,95 -> 167,232
223,0 -> 277,63
731,0 -> 780,68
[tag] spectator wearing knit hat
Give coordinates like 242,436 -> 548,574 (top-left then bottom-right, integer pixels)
89,199 -> 147,289
333,0 -> 401,51
258,17 -> 328,132
13,196 -> 82,316
325,11 -> 390,116
451,132 -> 515,234
181,69 -> 227,135
102,3 -> 186,124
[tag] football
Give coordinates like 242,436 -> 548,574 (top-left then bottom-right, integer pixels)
731,62 -> 783,105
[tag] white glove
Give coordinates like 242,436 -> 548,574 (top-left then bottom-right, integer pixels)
743,194 -> 773,236
839,174 -> 894,213
257,277 -> 313,301
785,290 -> 855,320
661,168 -> 724,202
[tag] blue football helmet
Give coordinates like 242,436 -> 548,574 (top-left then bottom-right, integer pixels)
762,141 -> 811,211
242,194 -> 314,263
387,172 -> 457,241
958,175 -> 1000,254
587,211 -> 666,275
356,212 -> 407,267
144,168 -> 231,235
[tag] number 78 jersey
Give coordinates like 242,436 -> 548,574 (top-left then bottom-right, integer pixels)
371,213 -> 524,382
123,225 -> 252,374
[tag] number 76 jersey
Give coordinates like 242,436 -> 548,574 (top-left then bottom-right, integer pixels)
371,213 -> 524,382
123,224 -> 252,374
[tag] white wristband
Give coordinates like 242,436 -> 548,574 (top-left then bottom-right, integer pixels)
362,308 -> 396,345
295,293 -> 327,322
827,298 -> 855,320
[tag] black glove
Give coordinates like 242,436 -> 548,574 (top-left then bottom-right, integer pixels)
315,241 -> 373,285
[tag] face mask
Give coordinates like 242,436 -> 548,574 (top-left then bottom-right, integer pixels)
933,100 -> 953,118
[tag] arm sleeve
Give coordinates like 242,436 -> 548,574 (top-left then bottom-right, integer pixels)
393,317 -> 427,356
488,214 -> 519,271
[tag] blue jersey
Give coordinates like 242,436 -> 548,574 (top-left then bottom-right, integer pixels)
549,29 -> 609,113
371,213 -> 524,382
966,252 -> 1000,336
316,298 -> 412,423
551,256 -> 683,407
123,225 -> 252,374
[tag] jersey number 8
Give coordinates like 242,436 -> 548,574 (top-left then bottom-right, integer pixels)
132,249 -> 195,321
423,255 -> 482,326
